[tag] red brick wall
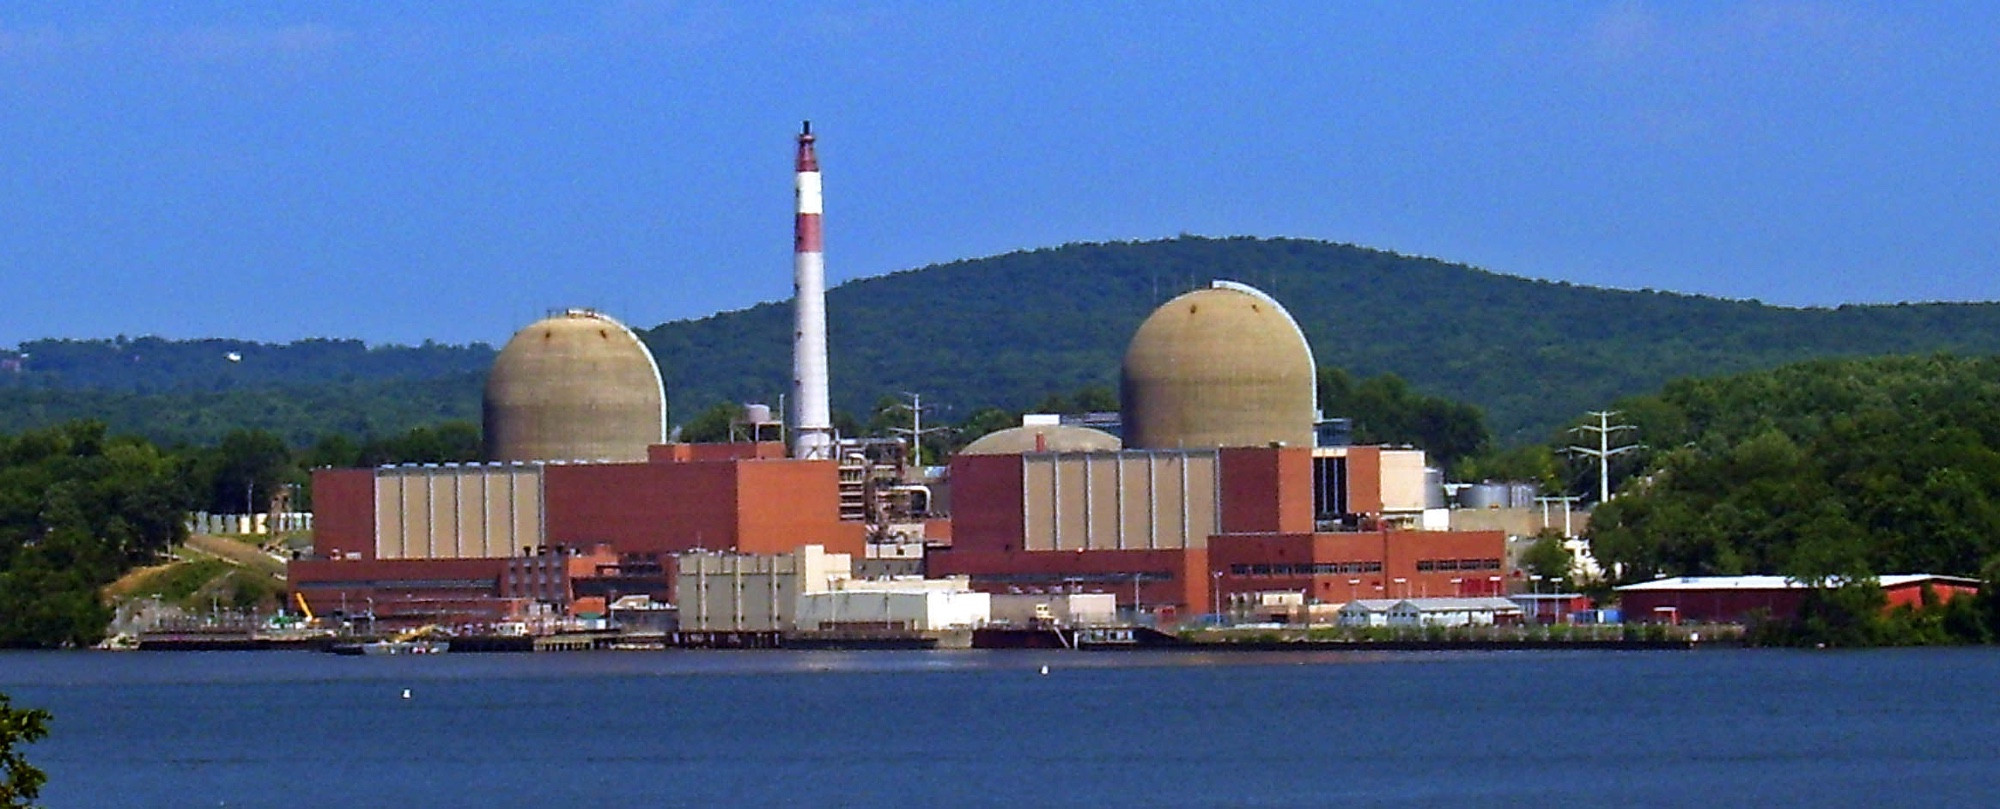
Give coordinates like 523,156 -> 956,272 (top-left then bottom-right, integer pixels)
1209,529 -> 1508,605
734,460 -> 857,555
1620,589 -> 1806,624
1625,579 -> 1982,624
289,556 -> 509,621
1345,447 -> 1383,516
945,455 -> 1025,553
649,442 -> 786,463
544,462 -> 738,553
311,467 -> 378,560
1218,447 -> 1315,534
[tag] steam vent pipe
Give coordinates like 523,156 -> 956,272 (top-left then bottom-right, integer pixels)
791,120 -> 835,460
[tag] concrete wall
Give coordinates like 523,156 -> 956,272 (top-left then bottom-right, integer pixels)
1021,450 -> 1218,551
675,545 -> 850,632
797,589 -> 990,631
1379,450 -> 1429,513
372,464 -> 545,561
1449,507 -> 1592,538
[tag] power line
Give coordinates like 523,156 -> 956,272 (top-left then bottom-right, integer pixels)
1567,410 -> 1640,504
889,391 -> 947,468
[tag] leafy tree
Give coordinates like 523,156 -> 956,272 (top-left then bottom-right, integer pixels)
1586,354 -> 2000,590
0,692 -> 48,807
1319,368 -> 1490,465
676,402 -> 739,444
0,422 -> 191,647
1519,531 -> 1574,589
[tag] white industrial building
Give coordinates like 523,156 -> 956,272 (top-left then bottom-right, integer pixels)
1337,597 -> 1523,628
677,544 -> 989,633
1336,599 -> 1402,627
798,582 -> 989,632
1386,597 -> 1523,627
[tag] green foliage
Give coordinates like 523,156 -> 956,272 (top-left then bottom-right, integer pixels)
1747,582 -> 1998,647
0,374 -> 482,448
0,422 -> 191,647
1589,354 -> 2000,584
643,237 -> 2000,445
1453,444 -> 1564,490
676,402 -> 740,444
1520,531 -> 1574,589
1319,368 -> 1489,465
17,238 -> 2000,449
0,692 -> 49,808
134,558 -> 227,602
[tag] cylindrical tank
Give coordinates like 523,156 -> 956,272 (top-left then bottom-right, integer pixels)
483,309 -> 666,463
1121,282 -> 1316,450
1460,482 -> 1510,510
742,403 -> 774,424
1425,468 -> 1447,510
1508,482 -> 1541,509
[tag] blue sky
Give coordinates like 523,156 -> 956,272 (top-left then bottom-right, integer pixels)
1,2 -> 1995,346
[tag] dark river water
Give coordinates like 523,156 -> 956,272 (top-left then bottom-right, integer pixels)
2,647 -> 1996,807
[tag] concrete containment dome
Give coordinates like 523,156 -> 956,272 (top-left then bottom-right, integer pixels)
959,425 -> 1122,456
483,309 -> 666,463
1121,281 -> 1316,450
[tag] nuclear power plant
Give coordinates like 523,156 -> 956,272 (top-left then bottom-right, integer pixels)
288,123 -> 1509,638
482,308 -> 666,463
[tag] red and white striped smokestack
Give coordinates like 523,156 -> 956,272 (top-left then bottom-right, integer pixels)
791,121 -> 835,460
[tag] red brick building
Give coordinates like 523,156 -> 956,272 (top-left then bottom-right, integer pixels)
1615,574 -> 1983,624
930,444 -> 1505,618
291,442 -> 866,621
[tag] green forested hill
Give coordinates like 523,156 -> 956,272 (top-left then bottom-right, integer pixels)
646,236 -> 2000,442
10,236 -> 2000,445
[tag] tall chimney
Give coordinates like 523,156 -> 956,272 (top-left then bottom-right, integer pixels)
791,121 -> 835,460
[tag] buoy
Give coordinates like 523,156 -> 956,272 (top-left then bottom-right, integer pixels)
1039,665 -> 1049,676
401,688 -> 412,700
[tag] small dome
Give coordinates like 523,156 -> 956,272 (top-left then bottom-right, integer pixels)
959,425 -> 1122,456
1121,281 -> 1316,450
483,309 -> 665,463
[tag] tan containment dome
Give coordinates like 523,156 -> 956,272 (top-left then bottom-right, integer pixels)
959,424 -> 1122,456
483,309 -> 666,462
1121,281 -> 1317,450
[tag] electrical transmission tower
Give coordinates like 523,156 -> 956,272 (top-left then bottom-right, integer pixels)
1568,410 -> 1640,504
890,392 -> 947,468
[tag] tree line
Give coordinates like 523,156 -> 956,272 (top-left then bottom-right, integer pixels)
0,419 -> 479,648
22,237 -> 2000,449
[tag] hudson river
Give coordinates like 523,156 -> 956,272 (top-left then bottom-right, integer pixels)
4,647 -> 1997,806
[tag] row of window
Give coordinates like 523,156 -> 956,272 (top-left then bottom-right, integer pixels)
1230,562 -> 1386,576
1415,558 -> 1503,572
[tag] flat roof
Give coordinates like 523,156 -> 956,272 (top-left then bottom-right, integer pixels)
1616,574 -> 1981,592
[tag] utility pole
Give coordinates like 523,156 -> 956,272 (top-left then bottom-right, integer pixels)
889,392 -> 946,469
1567,411 -> 1640,504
